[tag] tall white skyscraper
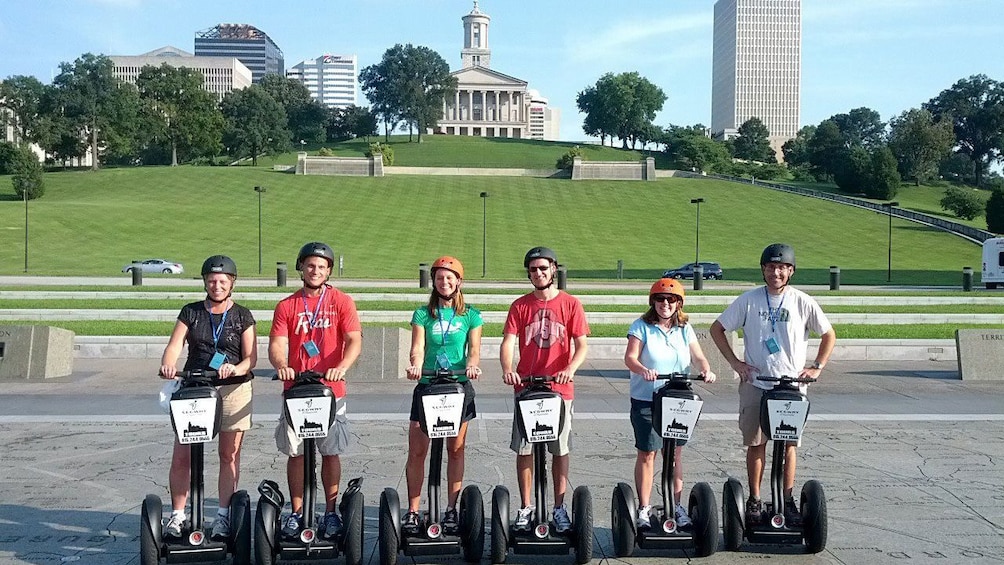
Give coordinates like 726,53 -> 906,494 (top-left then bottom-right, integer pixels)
287,54 -> 358,109
711,0 -> 801,158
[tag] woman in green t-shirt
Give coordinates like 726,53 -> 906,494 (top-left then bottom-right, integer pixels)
402,256 -> 483,534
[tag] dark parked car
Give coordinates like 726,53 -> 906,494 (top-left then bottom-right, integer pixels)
663,262 -> 724,280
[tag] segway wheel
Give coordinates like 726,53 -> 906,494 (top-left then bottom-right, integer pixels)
230,490 -> 252,565
689,482 -> 718,557
722,478 -> 744,551
343,489 -> 365,565
801,480 -> 828,553
460,485 -> 485,563
571,485 -> 593,565
140,495 -> 162,565
610,483 -> 636,557
378,488 -> 401,565
490,486 -> 510,564
254,496 -> 278,565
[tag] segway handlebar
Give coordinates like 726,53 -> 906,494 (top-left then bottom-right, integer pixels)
160,368 -> 252,386
655,372 -> 708,382
519,375 -> 557,384
756,375 -> 817,384
420,368 -> 467,378
271,369 -> 325,382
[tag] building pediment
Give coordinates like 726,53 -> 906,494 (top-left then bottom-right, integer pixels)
452,66 -> 527,88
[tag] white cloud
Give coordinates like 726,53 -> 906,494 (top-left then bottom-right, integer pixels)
564,12 -> 710,65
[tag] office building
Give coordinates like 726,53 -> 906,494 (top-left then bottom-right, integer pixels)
194,24 -> 284,84
711,0 -> 801,158
110,46 -> 252,101
287,54 -> 358,109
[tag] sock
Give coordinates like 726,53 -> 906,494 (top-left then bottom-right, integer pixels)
171,509 -> 185,519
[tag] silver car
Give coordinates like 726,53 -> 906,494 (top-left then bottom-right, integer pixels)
122,259 -> 184,274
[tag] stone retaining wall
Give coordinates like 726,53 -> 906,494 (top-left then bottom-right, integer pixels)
296,152 -> 384,177
571,156 -> 656,181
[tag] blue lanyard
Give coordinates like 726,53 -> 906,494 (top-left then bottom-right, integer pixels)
437,306 -> 458,343
300,286 -> 327,334
206,300 -> 230,349
764,287 -> 785,334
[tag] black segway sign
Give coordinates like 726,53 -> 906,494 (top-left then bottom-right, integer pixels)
766,399 -> 809,441
519,396 -> 561,443
659,398 -> 703,440
421,392 -> 465,438
170,398 -> 217,444
285,397 -> 334,439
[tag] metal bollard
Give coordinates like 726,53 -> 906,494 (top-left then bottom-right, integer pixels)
338,255 -> 344,277
276,262 -> 287,287
131,261 -> 143,286
963,266 -> 973,292
419,263 -> 430,289
693,264 -> 704,291
616,259 -> 624,280
829,266 -> 840,291
557,264 -> 567,290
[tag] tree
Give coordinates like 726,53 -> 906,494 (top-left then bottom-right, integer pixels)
830,107 -> 886,148
0,75 -> 46,145
733,117 -> 774,162
807,119 -> 845,180
782,125 -> 815,169
940,186 -> 986,220
259,74 -> 327,144
678,135 -> 731,173
987,189 -> 1004,233
575,84 -> 614,145
220,85 -> 290,166
577,72 -> 665,149
924,74 -> 1004,187
359,44 -> 457,143
10,144 -> 44,200
135,63 -> 223,165
867,145 -> 901,200
887,108 -> 955,185
833,146 -> 872,193
327,105 -> 378,142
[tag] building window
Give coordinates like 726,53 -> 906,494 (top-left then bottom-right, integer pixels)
473,23 -> 481,47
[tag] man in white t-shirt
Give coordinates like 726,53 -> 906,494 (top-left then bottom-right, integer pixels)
710,243 -> 836,525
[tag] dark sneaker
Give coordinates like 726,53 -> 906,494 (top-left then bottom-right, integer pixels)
784,497 -> 801,526
321,511 -> 342,539
441,508 -> 459,534
745,496 -> 763,522
552,505 -> 571,533
402,511 -> 421,535
674,504 -> 693,528
281,513 -> 302,538
210,514 -> 230,540
164,514 -> 185,538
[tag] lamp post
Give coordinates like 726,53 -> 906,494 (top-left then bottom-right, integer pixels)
254,186 -> 266,274
883,201 -> 899,283
690,198 -> 704,267
480,191 -> 489,277
23,187 -> 28,273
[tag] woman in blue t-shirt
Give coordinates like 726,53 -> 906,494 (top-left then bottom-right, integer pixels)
402,256 -> 483,534
623,278 -> 716,529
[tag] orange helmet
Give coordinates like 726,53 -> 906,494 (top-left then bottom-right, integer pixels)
431,256 -> 464,279
649,278 -> 685,302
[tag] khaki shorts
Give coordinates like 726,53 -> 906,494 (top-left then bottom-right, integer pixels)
219,381 -> 253,432
510,398 -> 573,456
738,381 -> 800,447
275,396 -> 350,457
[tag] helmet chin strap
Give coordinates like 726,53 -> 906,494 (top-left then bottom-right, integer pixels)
435,289 -> 459,301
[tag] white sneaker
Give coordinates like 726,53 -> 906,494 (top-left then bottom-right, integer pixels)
552,504 -> 571,533
164,513 -> 185,538
514,506 -> 535,529
635,505 -> 652,529
675,504 -> 692,527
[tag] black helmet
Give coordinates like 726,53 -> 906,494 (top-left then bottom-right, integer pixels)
201,255 -> 237,277
760,243 -> 795,268
297,242 -> 335,270
524,246 -> 558,268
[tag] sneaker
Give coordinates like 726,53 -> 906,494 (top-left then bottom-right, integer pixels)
635,505 -> 652,529
321,511 -> 342,539
552,504 -> 571,533
164,514 -> 185,538
402,511 -> 421,535
210,514 -> 230,540
441,508 -> 459,533
745,496 -> 763,522
784,497 -> 801,526
514,506 -> 535,530
674,504 -> 692,528
281,513 -> 303,538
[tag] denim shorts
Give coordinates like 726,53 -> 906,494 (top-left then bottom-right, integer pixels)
630,398 -> 688,452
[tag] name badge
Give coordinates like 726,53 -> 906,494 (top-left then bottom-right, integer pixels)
436,352 -> 450,369
765,337 -> 781,355
303,340 -> 320,358
209,351 -> 226,369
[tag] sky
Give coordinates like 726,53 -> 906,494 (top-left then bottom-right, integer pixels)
2,0 -> 1003,143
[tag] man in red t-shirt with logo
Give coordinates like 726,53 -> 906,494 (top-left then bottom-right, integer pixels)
501,246 -> 589,533
269,242 -> 362,540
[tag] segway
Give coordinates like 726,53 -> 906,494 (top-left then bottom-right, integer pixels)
722,375 -> 827,553
379,368 -> 484,565
140,369 -> 253,565
611,373 -> 718,557
491,376 -> 593,565
254,371 -> 365,565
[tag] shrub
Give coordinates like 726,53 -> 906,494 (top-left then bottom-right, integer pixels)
317,147 -> 335,157
940,186 -> 986,220
556,146 -> 583,169
366,142 -> 394,166
0,141 -> 19,175
11,145 -> 44,200
986,189 -> 1004,234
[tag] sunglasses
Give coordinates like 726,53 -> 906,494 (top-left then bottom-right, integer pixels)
527,265 -> 551,272
652,294 -> 681,304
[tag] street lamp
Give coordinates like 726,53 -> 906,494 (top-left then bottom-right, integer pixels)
690,198 -> 704,267
883,201 -> 899,283
480,192 -> 489,277
23,187 -> 28,273
254,186 -> 266,274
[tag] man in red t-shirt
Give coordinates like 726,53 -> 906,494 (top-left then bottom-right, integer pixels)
269,242 -> 362,540
501,246 -> 589,533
